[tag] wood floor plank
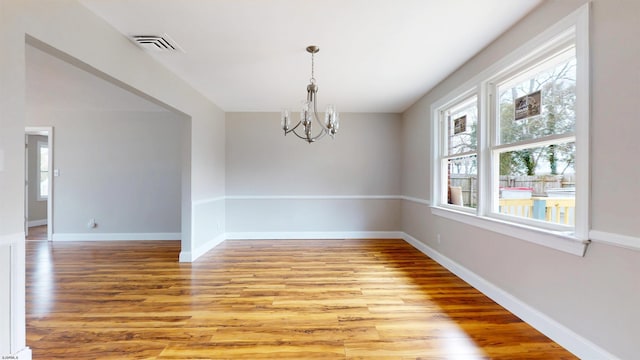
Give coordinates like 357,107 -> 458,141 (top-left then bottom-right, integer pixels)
27,239 -> 576,359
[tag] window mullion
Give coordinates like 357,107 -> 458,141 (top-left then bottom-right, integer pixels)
477,82 -> 492,217
494,134 -> 576,153
442,150 -> 477,160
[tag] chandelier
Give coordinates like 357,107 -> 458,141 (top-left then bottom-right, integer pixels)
281,45 -> 339,143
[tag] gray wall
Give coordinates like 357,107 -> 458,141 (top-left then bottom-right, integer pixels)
25,41 -> 184,237
26,135 -> 47,223
26,110 -> 184,236
226,112 -> 402,234
401,0 -> 640,358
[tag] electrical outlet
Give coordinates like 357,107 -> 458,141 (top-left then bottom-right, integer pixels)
437,233 -> 441,244
88,218 -> 97,229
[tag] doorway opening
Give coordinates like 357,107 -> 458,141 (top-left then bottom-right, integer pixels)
25,127 -> 53,241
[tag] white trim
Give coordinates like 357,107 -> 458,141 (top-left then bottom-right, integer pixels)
27,219 -> 47,227
226,195 -> 402,201
179,233 -> 226,262
225,231 -> 404,240
0,233 -> 23,247
432,207 -> 589,256
197,195 -> 409,203
8,234 -> 27,356
401,232 -> 619,360
52,232 -> 180,241
400,196 -> 431,206
178,251 -> 192,263
573,3 -> 591,241
590,230 -> 640,252
192,196 -> 225,206
0,234 -> 25,354
4,347 -> 32,360
179,231 -> 405,262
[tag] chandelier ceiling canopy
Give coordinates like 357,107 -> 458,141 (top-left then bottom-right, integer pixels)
281,45 -> 339,143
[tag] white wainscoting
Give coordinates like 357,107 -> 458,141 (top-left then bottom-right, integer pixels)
1,233 -> 31,360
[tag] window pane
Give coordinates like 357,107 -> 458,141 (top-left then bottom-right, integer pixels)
497,142 -> 575,225
40,171 -> 49,197
40,146 -> 48,171
447,155 -> 477,208
447,97 -> 477,155
498,52 -> 576,145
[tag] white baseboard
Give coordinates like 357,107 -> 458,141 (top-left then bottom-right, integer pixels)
401,232 -> 618,360
179,233 -> 226,263
225,231 -> 404,240
182,231 -> 404,262
27,219 -> 47,227
52,233 -> 180,241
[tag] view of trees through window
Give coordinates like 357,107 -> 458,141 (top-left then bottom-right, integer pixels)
439,47 -> 578,226
434,12 -> 588,243
498,51 -> 576,177
495,48 -> 577,225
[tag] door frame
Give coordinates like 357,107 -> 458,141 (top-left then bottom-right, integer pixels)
25,126 -> 53,241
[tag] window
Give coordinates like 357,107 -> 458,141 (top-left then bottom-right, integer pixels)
431,6 -> 589,255
490,42 -> 577,230
439,95 -> 478,209
37,141 -> 48,200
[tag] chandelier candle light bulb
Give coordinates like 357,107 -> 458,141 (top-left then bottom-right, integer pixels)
281,45 -> 339,143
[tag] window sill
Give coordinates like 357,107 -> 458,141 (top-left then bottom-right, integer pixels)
431,206 -> 589,256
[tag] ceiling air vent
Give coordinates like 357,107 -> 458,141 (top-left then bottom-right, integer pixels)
129,34 -> 184,52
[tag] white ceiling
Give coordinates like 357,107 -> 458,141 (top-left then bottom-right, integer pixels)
78,0 -> 542,113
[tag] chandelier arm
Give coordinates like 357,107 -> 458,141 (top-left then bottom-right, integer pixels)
288,117 -> 328,143
312,93 -> 330,132
286,121 -> 312,141
309,130 -> 328,142
284,120 -> 302,135
291,128 -> 313,141
290,127 -> 325,143
287,120 -> 321,142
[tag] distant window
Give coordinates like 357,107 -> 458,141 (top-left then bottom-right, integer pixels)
37,141 -> 48,200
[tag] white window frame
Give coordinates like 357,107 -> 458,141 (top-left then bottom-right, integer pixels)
37,140 -> 48,201
431,5 -> 590,256
438,91 -> 479,213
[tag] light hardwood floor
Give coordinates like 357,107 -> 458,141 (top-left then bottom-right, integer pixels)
26,239 -> 576,359
26,225 -> 47,240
